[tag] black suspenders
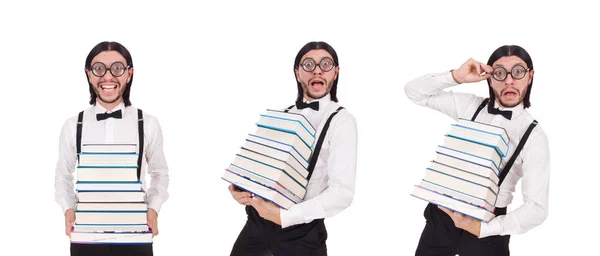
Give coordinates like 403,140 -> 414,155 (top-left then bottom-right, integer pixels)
284,105 -> 345,181
76,109 -> 145,180
470,98 -> 538,215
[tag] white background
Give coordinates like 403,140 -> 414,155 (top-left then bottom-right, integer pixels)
1,0 -> 598,255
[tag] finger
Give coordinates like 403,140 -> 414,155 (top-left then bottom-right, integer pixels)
438,205 -> 453,216
481,64 -> 493,74
237,197 -> 251,205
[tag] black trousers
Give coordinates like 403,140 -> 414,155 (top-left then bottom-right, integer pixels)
415,203 -> 510,256
230,206 -> 328,256
71,243 -> 153,256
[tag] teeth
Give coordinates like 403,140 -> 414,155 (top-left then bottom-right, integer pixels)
101,85 -> 117,89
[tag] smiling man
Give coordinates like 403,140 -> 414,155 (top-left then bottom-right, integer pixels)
54,41 -> 170,256
404,45 -> 551,256
228,41 -> 358,256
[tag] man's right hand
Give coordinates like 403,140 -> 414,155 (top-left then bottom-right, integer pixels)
228,185 -> 253,206
451,58 -> 493,84
65,208 -> 75,238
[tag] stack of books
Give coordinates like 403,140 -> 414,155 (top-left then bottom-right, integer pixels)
411,118 -> 509,222
71,144 -> 151,244
222,109 -> 316,209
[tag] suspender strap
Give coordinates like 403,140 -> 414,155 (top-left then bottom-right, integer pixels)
137,109 -> 144,180
284,105 -> 294,113
498,120 -> 537,186
306,106 -> 344,181
76,111 -> 84,163
471,98 -> 490,121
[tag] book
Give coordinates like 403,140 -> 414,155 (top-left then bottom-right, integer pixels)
75,211 -> 148,225
76,203 -> 148,211
70,232 -> 152,244
77,153 -> 139,167
434,150 -> 500,184
246,134 -> 309,167
222,169 -> 296,210
442,135 -> 502,172
81,144 -> 137,154
411,120 -> 509,223
423,168 -> 497,207
254,126 -> 312,160
76,167 -> 138,182
234,147 -> 308,186
257,114 -> 316,148
418,180 -> 495,212
76,181 -> 142,191
263,109 -> 316,136
223,109 -> 315,209
411,185 -> 495,222
73,224 -> 149,233
243,138 -> 308,171
77,191 -> 145,203
448,119 -> 510,157
227,164 -> 304,202
428,161 -> 499,195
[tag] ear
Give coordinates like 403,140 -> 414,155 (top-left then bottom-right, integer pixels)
528,69 -> 535,85
294,68 -> 300,82
334,66 -> 340,80
85,69 -> 92,83
127,67 -> 134,83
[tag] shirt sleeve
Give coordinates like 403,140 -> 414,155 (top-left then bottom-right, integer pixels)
479,128 -> 550,237
54,118 -> 78,213
144,116 -> 170,213
404,71 -> 480,120
280,112 -> 358,228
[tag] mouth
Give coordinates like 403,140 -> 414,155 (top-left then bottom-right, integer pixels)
502,90 -> 518,98
99,84 -> 118,92
309,79 -> 325,88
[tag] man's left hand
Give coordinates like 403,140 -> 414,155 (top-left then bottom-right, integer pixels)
250,196 -> 282,225
438,206 -> 481,237
147,208 -> 159,237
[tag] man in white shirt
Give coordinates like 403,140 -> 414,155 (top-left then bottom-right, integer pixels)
405,45 -> 550,256
228,41 -> 358,256
54,41 -> 170,256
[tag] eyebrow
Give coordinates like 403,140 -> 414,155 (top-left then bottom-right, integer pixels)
494,63 -> 527,68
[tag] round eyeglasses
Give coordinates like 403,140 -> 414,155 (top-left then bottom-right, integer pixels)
89,62 -> 131,77
300,57 -> 335,72
492,65 -> 532,81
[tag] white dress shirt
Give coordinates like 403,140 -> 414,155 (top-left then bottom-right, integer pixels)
279,95 -> 358,228
54,102 -> 170,213
405,71 -> 550,238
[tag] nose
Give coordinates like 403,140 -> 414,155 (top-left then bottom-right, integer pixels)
101,70 -> 116,80
504,74 -> 514,85
312,66 -> 323,76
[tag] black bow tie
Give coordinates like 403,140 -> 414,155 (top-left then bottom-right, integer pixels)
296,100 -> 319,111
96,110 -> 123,121
487,104 -> 512,120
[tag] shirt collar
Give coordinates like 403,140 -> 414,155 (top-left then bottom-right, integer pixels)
302,94 -> 332,112
493,100 -> 525,118
94,102 -> 125,114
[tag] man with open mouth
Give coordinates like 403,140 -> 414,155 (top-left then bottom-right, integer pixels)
404,45 -> 550,256
228,41 -> 358,256
54,41 -> 170,256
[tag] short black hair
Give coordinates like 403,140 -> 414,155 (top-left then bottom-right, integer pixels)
293,41 -> 339,102
85,41 -> 134,106
486,45 -> 534,108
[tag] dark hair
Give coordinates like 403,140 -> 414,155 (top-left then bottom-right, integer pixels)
85,41 -> 134,106
293,41 -> 339,102
486,45 -> 534,108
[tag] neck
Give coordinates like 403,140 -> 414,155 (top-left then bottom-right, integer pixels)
97,99 -> 122,111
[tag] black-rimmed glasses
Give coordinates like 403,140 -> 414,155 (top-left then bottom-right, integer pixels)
88,62 -> 131,77
492,65 -> 532,81
300,57 -> 335,72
